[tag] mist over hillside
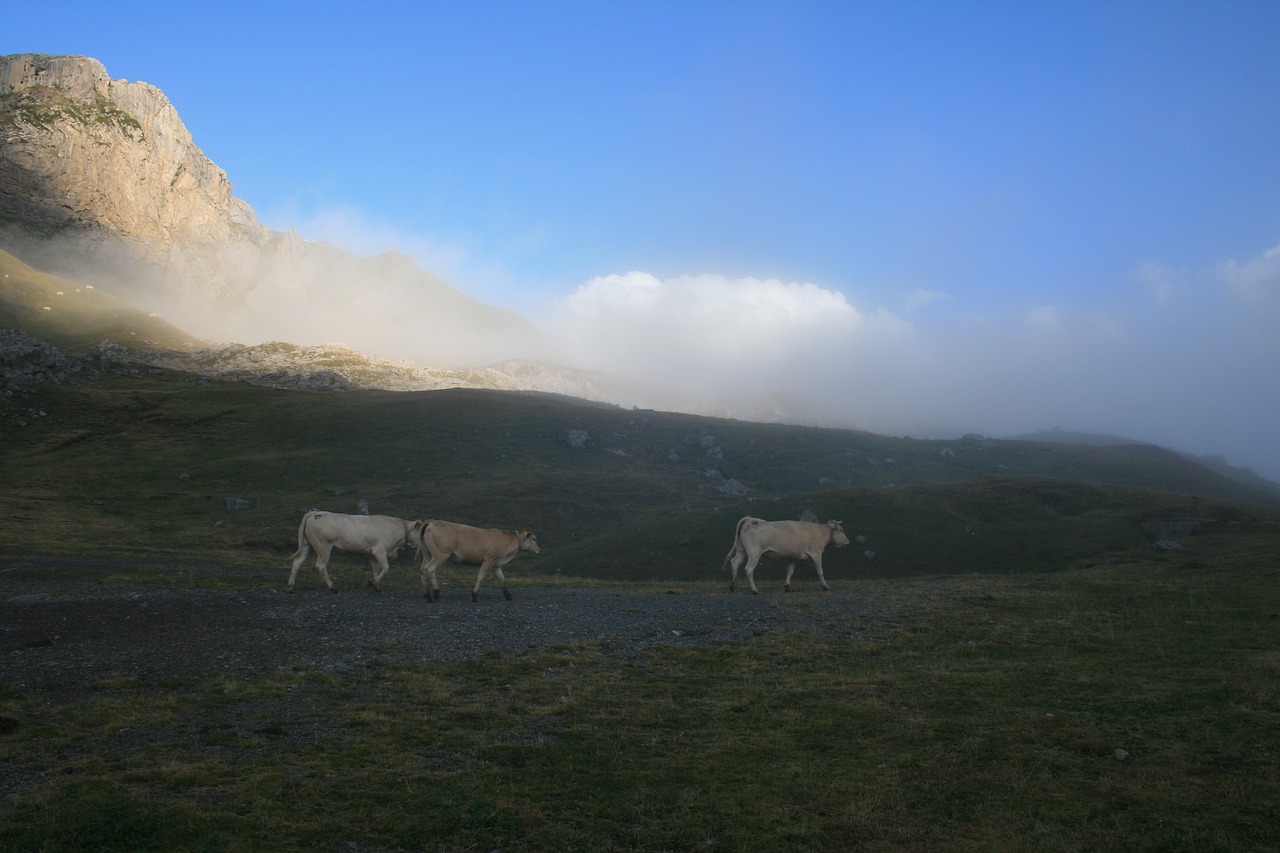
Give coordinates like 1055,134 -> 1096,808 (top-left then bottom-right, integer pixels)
2,52 -> 1278,483
0,53 -> 542,368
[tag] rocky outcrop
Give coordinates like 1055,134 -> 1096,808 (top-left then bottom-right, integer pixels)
0,53 -> 542,367
0,328 -> 76,392
87,337 -> 629,398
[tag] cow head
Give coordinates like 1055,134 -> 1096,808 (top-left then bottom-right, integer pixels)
518,528 -> 541,555
827,520 -> 851,547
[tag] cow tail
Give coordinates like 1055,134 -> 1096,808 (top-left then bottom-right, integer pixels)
288,511 -> 316,564
721,516 -> 751,571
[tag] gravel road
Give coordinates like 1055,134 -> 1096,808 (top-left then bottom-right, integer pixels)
1,558 -> 908,693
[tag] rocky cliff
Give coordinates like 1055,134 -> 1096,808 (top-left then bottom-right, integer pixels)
0,53 -> 542,367
0,55 -> 263,293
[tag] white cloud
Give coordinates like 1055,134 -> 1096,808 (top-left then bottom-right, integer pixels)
1221,243 -> 1280,307
1132,261 -> 1188,303
539,263 -> 1280,481
905,288 -> 953,310
1021,305 -> 1062,334
542,273 -> 903,395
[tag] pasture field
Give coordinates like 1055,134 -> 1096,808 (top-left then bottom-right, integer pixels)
2,371 -> 1276,582
1,518 -> 1276,852
2,370 -> 1278,850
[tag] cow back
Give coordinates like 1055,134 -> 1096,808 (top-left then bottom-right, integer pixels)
305,512 -> 410,549
740,519 -> 840,557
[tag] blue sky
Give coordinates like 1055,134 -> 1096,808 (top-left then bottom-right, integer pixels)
7,1 -> 1280,479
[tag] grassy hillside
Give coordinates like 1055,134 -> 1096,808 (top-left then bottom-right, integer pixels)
2,365 -> 1275,585
0,248 -> 201,351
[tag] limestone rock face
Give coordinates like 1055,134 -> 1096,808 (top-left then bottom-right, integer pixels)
0,53 -> 542,367
0,54 -> 262,261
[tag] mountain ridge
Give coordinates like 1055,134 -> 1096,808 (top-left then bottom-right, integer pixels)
0,52 -> 541,367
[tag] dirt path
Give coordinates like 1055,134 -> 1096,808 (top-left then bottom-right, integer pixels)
2,559 -> 907,694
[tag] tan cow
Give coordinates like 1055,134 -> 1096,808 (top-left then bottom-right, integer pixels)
415,519 -> 540,602
722,516 -> 850,594
286,511 -> 422,592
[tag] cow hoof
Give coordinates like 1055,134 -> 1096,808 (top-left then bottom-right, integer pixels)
330,588 -> 338,594
503,590 -> 514,601
471,593 -> 479,603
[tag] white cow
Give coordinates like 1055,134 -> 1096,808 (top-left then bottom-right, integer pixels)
286,511 -> 422,592
415,520 -> 541,602
722,516 -> 851,594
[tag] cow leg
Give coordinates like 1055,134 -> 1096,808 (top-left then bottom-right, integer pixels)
472,559 -> 495,603
414,549 -> 428,597
784,561 -> 798,592
419,554 -> 443,602
743,552 -> 762,595
369,547 -> 391,590
812,553 -> 831,591
729,550 -> 745,593
286,542 -> 312,592
494,566 -> 513,601
314,543 -> 337,592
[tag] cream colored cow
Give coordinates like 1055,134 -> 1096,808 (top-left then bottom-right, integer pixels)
722,516 -> 850,594
286,511 -> 421,592
415,520 -> 540,602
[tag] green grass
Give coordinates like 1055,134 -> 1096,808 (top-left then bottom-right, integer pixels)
1,86 -> 142,136
3,315 -> 1278,847
2,523 -> 1276,851
3,372 -> 1276,587
0,249 -> 200,351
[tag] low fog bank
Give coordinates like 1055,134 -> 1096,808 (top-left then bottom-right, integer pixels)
158,247 -> 1280,485
537,268 -> 1280,485
6,228 -> 547,369
173,242 -> 549,370
14,224 -> 1276,483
